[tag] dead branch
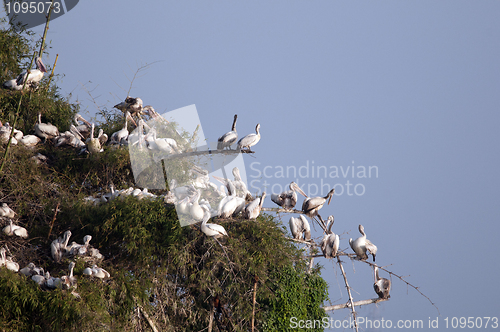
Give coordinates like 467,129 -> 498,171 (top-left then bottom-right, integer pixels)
336,255 -> 359,332
323,297 -> 388,312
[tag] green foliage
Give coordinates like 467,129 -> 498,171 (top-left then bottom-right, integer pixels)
0,23 -> 330,331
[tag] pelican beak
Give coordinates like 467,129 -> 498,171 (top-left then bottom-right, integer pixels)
127,113 -> 138,127
295,184 -> 307,197
327,188 -> 334,205
36,57 -> 47,73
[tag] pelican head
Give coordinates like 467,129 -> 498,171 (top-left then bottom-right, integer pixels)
290,182 -> 307,197
36,57 -> 47,73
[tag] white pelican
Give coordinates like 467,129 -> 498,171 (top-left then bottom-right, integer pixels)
301,188 -> 335,227
237,123 -> 260,152
349,224 -> 377,262
218,181 -> 246,218
289,215 -> 311,241
320,216 -> 339,258
62,261 -> 77,290
271,182 -> 307,210
91,265 -> 110,279
217,114 -> 238,150
32,271 -> 46,285
0,247 -> 19,272
20,263 -> 36,276
86,123 -> 103,153
145,127 -> 180,155
51,230 -> 72,263
69,235 -> 92,256
34,113 -> 59,141
200,205 -> 227,239
373,265 -> 391,299
3,57 -> 47,90
188,190 -> 205,222
243,192 -> 266,219
73,114 -> 92,138
2,219 -> 28,238
20,134 -> 41,147
213,167 -> 252,199
16,57 -> 47,86
0,202 -> 15,218
45,272 -> 63,289
110,111 -> 134,145
0,124 -> 18,145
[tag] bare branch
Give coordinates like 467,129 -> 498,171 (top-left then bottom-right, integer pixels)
323,297 -> 388,312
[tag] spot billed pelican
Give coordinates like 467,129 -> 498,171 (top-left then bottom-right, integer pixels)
2,219 -> 28,238
271,182 -> 307,210
320,216 -> 339,258
86,123 -> 103,153
237,123 -> 260,152
301,188 -> 335,227
3,57 -> 47,90
0,202 -> 16,218
110,111 -> 134,145
51,230 -> 72,263
16,57 -> 47,86
349,224 -> 377,262
74,114 -> 92,138
217,114 -> 238,150
34,113 -> 59,141
114,96 -> 144,119
0,247 -> 19,272
373,265 -> 391,299
243,192 -> 266,219
188,190 -> 205,222
289,215 -> 311,241
200,205 -> 228,239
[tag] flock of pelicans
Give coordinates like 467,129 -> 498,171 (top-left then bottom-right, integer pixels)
1,203 -> 108,296
0,59 -> 389,301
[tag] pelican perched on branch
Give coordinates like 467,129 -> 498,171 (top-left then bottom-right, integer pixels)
34,113 -> 59,142
271,182 -> 307,210
217,114 -> 238,150
114,96 -> 145,118
289,215 -> 311,241
0,247 -> 19,272
349,224 -> 377,262
200,205 -> 227,239
301,188 -> 335,228
3,57 -> 47,90
320,216 -> 339,258
243,192 -> 266,219
237,123 -> 260,152
373,265 -> 391,299
2,219 -> 28,238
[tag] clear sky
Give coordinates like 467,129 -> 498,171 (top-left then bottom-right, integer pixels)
3,1 -> 500,330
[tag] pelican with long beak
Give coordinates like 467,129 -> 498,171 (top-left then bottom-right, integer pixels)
301,188 -> 335,228
3,57 -> 47,90
289,215 -> 311,241
200,205 -> 227,239
271,182 -> 307,210
349,224 -> 377,262
110,111 -> 135,145
320,216 -> 340,258
243,192 -> 266,219
217,114 -> 238,150
373,265 -> 391,299
34,113 -> 59,142
237,123 -> 260,152
86,123 -> 103,153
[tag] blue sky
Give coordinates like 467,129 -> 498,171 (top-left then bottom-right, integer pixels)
3,1 -> 500,330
